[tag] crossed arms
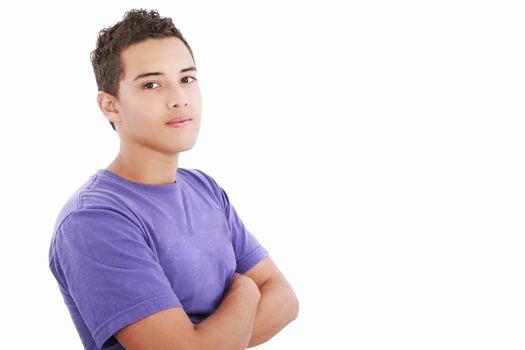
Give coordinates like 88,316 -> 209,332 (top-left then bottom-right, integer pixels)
241,255 -> 300,347
114,256 -> 299,349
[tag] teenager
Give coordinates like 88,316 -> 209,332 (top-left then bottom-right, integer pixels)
48,9 -> 299,350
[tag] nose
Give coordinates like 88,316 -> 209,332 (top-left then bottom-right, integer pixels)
167,85 -> 189,109
170,101 -> 188,108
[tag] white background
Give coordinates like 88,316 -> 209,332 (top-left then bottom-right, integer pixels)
1,0 -> 524,349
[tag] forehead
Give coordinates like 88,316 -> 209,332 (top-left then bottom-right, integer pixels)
120,37 -> 193,80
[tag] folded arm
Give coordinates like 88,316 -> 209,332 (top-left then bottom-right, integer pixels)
243,256 -> 300,347
113,256 -> 298,350
114,273 -> 261,350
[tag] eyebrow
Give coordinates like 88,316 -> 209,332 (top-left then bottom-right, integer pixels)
133,66 -> 197,81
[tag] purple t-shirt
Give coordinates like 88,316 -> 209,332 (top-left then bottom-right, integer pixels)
48,168 -> 269,350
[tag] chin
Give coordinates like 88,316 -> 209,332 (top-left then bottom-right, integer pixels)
173,140 -> 198,153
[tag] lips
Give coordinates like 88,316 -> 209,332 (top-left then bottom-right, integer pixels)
166,118 -> 191,128
166,117 -> 191,124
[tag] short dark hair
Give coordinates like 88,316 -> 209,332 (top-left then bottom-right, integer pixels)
90,9 -> 195,131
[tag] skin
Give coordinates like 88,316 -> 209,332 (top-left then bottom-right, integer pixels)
97,37 -> 299,348
98,36 -> 201,185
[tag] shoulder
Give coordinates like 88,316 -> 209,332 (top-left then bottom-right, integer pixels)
179,167 -> 233,213
55,172 -> 132,215
180,167 -> 221,188
180,167 -> 225,198
50,175 -> 141,250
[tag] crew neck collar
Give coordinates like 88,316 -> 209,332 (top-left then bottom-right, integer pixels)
95,168 -> 182,196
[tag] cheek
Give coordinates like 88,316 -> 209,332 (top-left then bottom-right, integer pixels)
191,85 -> 201,96
190,89 -> 202,107
124,93 -> 163,114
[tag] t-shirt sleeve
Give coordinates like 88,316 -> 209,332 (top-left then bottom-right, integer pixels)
53,208 -> 183,349
217,186 -> 270,273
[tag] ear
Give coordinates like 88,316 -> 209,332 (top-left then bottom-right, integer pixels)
96,91 -> 121,125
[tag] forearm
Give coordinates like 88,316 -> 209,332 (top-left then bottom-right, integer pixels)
248,279 -> 299,347
195,287 -> 259,350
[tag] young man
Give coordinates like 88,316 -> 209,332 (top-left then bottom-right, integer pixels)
48,9 -> 299,350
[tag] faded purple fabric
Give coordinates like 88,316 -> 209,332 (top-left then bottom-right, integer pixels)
48,168 -> 269,349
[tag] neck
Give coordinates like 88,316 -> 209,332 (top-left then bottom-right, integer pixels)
106,143 -> 180,185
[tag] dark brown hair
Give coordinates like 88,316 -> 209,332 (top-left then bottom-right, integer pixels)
90,9 -> 196,131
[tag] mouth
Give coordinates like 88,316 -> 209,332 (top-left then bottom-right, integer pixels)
166,119 -> 192,128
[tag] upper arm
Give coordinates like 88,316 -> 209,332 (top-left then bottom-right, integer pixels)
243,255 -> 287,288
203,174 -> 270,274
54,209 -> 185,348
244,255 -> 300,320
114,306 -> 198,350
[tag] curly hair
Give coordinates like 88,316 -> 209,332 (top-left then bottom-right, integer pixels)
90,9 -> 195,131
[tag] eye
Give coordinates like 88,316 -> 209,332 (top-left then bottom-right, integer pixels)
182,76 -> 197,83
143,82 -> 160,89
